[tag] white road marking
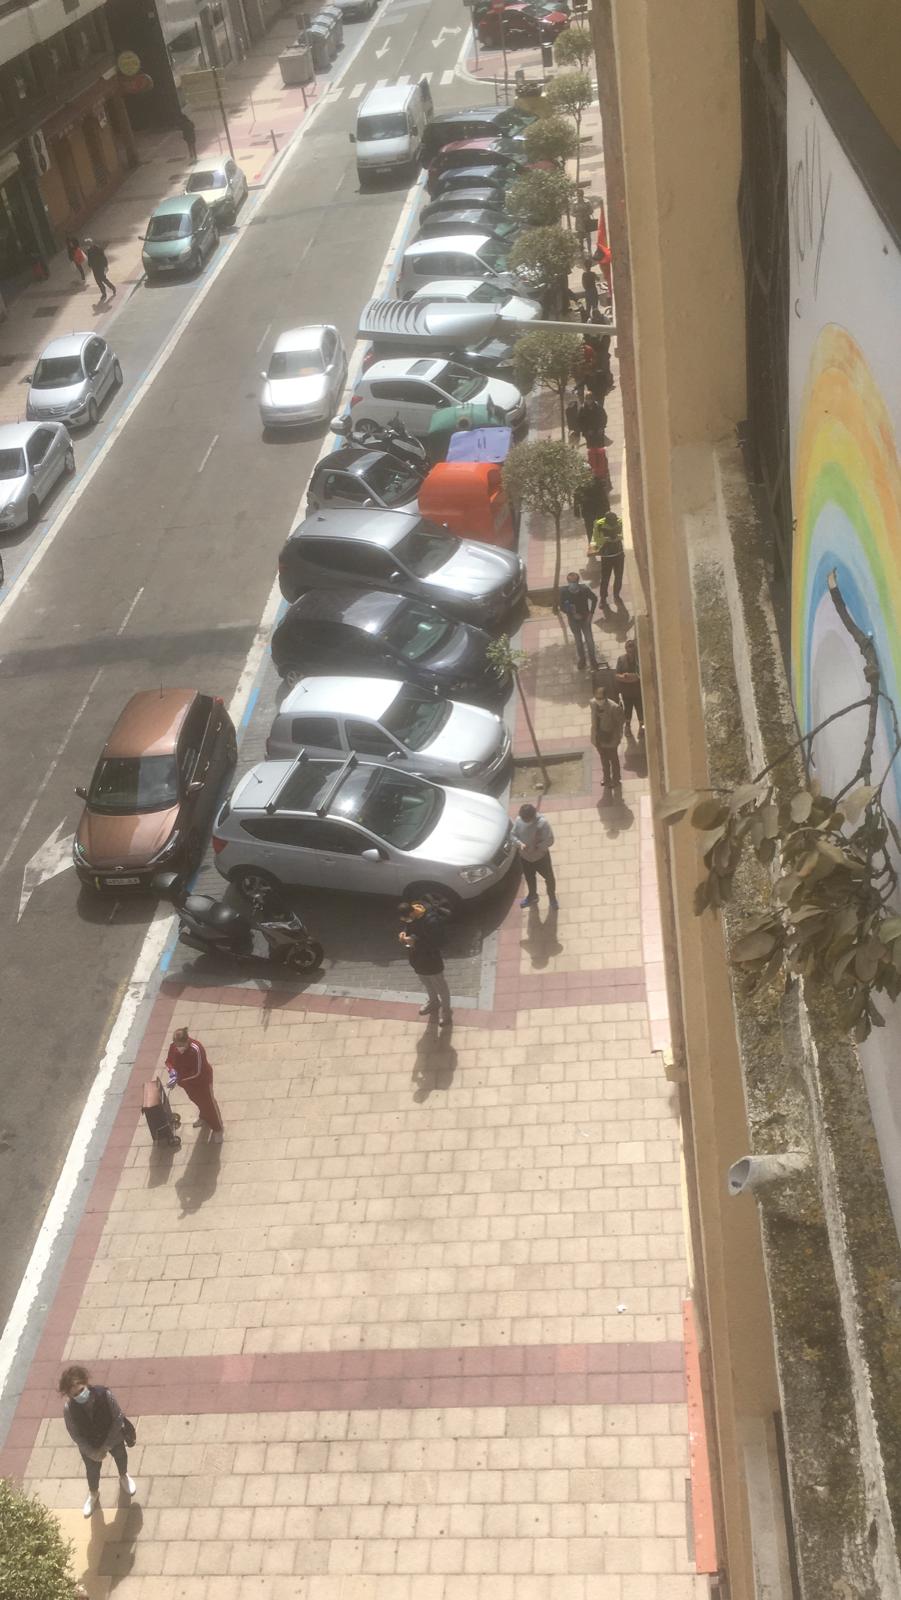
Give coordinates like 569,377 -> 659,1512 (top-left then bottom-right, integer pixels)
372,76 -> 387,89
433,25 -> 461,45
419,70 -> 432,83
349,81 -> 366,98
0,667 -> 102,880
255,320 -> 272,352
397,73 -> 410,85
198,433 -> 220,474
440,67 -> 455,85
375,36 -> 391,57
116,585 -> 144,636
17,821 -> 75,922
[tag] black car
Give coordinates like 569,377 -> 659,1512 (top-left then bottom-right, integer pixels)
419,190 -> 512,223
421,106 -> 534,162
432,167 -> 514,200
271,588 -> 512,703
305,447 -> 423,515
414,207 -> 521,245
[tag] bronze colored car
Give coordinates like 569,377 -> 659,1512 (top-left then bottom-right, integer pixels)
73,688 -> 237,890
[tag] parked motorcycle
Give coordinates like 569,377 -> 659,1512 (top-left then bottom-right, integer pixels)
330,412 -> 429,475
153,873 -> 324,974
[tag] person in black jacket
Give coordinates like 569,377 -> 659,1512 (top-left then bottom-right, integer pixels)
560,572 -> 598,669
59,1364 -> 136,1516
83,239 -> 115,300
399,899 -> 451,1026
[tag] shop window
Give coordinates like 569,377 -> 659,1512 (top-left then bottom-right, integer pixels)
44,39 -> 69,82
11,54 -> 40,103
83,115 -> 108,187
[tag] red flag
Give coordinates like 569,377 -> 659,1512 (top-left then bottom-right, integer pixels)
596,199 -> 612,298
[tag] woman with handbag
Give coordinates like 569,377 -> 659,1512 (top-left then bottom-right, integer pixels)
59,1364 -> 137,1516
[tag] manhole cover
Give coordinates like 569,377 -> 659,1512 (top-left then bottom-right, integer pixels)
32,305 -> 59,318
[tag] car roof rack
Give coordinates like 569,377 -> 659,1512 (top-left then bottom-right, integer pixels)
316,751 -> 358,816
264,748 -> 309,814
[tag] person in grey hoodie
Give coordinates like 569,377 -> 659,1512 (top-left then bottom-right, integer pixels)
59,1364 -> 136,1517
512,803 -> 558,910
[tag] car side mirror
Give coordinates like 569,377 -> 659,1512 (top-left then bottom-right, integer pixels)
74,785 -> 87,799
24,372 -> 33,383
386,748 -> 405,760
389,569 -> 403,582
349,133 -> 356,144
138,234 -> 146,241
260,371 -> 267,380
188,779 -> 204,794
361,846 -> 386,862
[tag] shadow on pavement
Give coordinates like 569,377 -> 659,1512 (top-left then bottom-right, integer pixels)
87,1494 -> 144,1590
174,1135 -> 222,1217
412,1018 -> 458,1102
520,903 -> 564,970
597,794 -> 636,837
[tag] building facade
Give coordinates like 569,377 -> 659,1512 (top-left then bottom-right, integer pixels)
590,0 -> 901,1594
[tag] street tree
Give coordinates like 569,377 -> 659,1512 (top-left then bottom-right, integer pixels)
504,167 -> 574,229
553,24 -> 594,71
507,224 -> 582,314
0,1477 -> 82,1600
503,438 -> 592,610
487,635 -> 551,792
523,114 -> 578,167
511,328 -> 583,439
546,71 -> 594,184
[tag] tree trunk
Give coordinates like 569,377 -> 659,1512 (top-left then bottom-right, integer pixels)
574,112 -> 582,186
552,510 -> 562,610
558,386 -> 567,440
514,667 -> 551,791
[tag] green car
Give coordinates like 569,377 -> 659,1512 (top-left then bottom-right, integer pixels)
141,194 -> 219,279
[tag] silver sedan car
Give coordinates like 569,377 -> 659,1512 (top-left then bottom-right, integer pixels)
26,333 -> 122,428
184,156 -> 248,225
260,325 -> 348,429
0,421 -> 74,530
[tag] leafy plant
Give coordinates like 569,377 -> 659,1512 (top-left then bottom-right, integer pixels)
502,438 -> 591,609
523,114 -> 578,167
0,1478 -> 79,1600
507,224 -> 581,313
545,71 -> 594,183
553,24 -> 594,71
510,329 -> 582,438
505,167 -> 574,229
487,635 -> 550,791
660,573 -> 901,1042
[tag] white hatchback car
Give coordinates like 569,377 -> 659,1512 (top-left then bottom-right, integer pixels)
350,356 -> 526,437
260,325 -> 348,428
184,157 -> 248,225
410,277 -> 542,323
0,421 -> 74,530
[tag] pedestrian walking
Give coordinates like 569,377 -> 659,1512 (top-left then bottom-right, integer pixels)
565,391 -> 581,444
59,1365 -> 136,1518
165,1027 -> 224,1141
575,473 -> 610,549
512,803 -> 558,909
592,511 -> 625,604
399,899 -> 452,1025
66,235 -> 87,282
83,239 -> 115,300
178,110 -> 197,162
590,684 -> 625,795
616,636 -> 644,733
581,261 -> 600,318
573,196 -> 594,256
560,570 -> 598,669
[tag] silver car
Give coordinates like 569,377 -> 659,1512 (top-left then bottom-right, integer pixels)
184,156 -> 248,225
212,751 -> 515,908
260,325 -> 348,428
0,421 -> 74,530
26,333 -> 122,428
266,676 -> 511,787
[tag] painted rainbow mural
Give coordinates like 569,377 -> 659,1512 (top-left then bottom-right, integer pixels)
791,325 -> 901,810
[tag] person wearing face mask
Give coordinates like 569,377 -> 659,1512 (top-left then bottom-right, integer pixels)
59,1364 -> 135,1517
559,571 -> 598,670
165,1026 -> 224,1142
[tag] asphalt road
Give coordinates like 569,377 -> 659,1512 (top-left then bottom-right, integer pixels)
0,2 -> 489,1327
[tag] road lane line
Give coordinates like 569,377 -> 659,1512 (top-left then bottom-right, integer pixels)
349,81 -> 366,98
255,320 -> 272,352
373,76 -> 387,88
440,67 -> 455,85
116,586 -> 144,635
0,667 -> 103,880
397,73 -> 410,84
198,433 -> 220,474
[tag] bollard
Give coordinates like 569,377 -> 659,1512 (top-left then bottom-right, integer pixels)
270,128 -> 278,154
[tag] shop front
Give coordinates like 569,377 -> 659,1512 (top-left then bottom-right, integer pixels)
0,148 -> 54,302
37,74 -> 135,239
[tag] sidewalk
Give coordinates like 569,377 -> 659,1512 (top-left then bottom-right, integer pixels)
0,96 -> 713,1600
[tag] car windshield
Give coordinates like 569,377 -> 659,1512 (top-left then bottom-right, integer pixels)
394,525 -> 458,577
32,355 -> 83,388
356,768 -> 444,850
147,211 -> 192,240
88,756 -> 179,814
383,686 -> 450,750
469,281 -> 505,303
357,112 -> 408,140
495,108 -> 529,131
385,604 -> 453,661
437,364 -> 484,403
268,349 -> 324,378
0,449 -> 25,479
186,170 -> 225,190
478,240 -> 509,271
363,457 -> 421,504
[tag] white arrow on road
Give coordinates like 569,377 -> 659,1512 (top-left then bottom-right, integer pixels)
375,35 -> 391,57
18,820 -> 75,922
433,25 -> 462,44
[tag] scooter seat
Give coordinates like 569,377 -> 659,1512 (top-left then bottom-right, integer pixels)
184,896 -> 245,930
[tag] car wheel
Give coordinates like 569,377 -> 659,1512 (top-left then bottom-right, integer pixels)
113,360 -> 123,388
64,446 -> 76,475
86,399 -> 98,427
26,495 -> 39,526
222,206 -> 236,228
231,866 -> 282,899
403,880 -> 462,918
355,416 -> 379,433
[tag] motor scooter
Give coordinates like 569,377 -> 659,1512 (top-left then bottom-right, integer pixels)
330,412 -> 429,475
153,873 -> 324,974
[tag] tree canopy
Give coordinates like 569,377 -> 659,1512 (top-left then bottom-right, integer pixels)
553,24 -> 594,71
504,167 -> 574,229
0,1478 -> 79,1600
507,224 -> 581,293
523,114 -> 578,166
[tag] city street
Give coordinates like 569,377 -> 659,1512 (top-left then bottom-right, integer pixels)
0,0 -> 483,1325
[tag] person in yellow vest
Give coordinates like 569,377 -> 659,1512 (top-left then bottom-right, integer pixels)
590,512 -> 625,606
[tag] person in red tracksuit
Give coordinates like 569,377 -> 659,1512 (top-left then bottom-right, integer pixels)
165,1028 -> 224,1142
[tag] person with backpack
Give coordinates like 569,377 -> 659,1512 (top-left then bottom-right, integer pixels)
59,1364 -> 136,1517
398,899 -> 451,1026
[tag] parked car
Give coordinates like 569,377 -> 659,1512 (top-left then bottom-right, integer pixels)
184,157 -> 248,225
414,207 -> 521,245
141,194 -> 218,278
212,752 -> 516,909
419,189 -> 513,223
427,139 -> 532,194
305,448 -> 422,513
410,277 -> 541,322
432,167 -> 514,200
271,588 -> 511,702
26,334 -> 122,428
398,235 -> 527,298
329,0 -> 378,17
266,676 -> 511,788
353,81 -> 432,182
477,3 -> 568,47
350,356 -> 526,435
421,105 -> 535,161
260,325 -> 348,428
73,689 -> 237,890
0,421 -> 74,531
277,507 -> 525,621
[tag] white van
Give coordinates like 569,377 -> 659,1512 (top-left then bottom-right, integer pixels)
351,79 -> 433,183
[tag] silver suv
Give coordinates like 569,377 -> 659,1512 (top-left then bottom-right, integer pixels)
213,751 -> 515,910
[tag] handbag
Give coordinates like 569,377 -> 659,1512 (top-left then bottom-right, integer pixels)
122,1417 -> 137,1448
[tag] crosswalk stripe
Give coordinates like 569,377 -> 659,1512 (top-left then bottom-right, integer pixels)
373,76 -> 387,89
440,67 -> 455,86
419,71 -> 433,83
397,73 -> 411,85
349,81 -> 366,98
